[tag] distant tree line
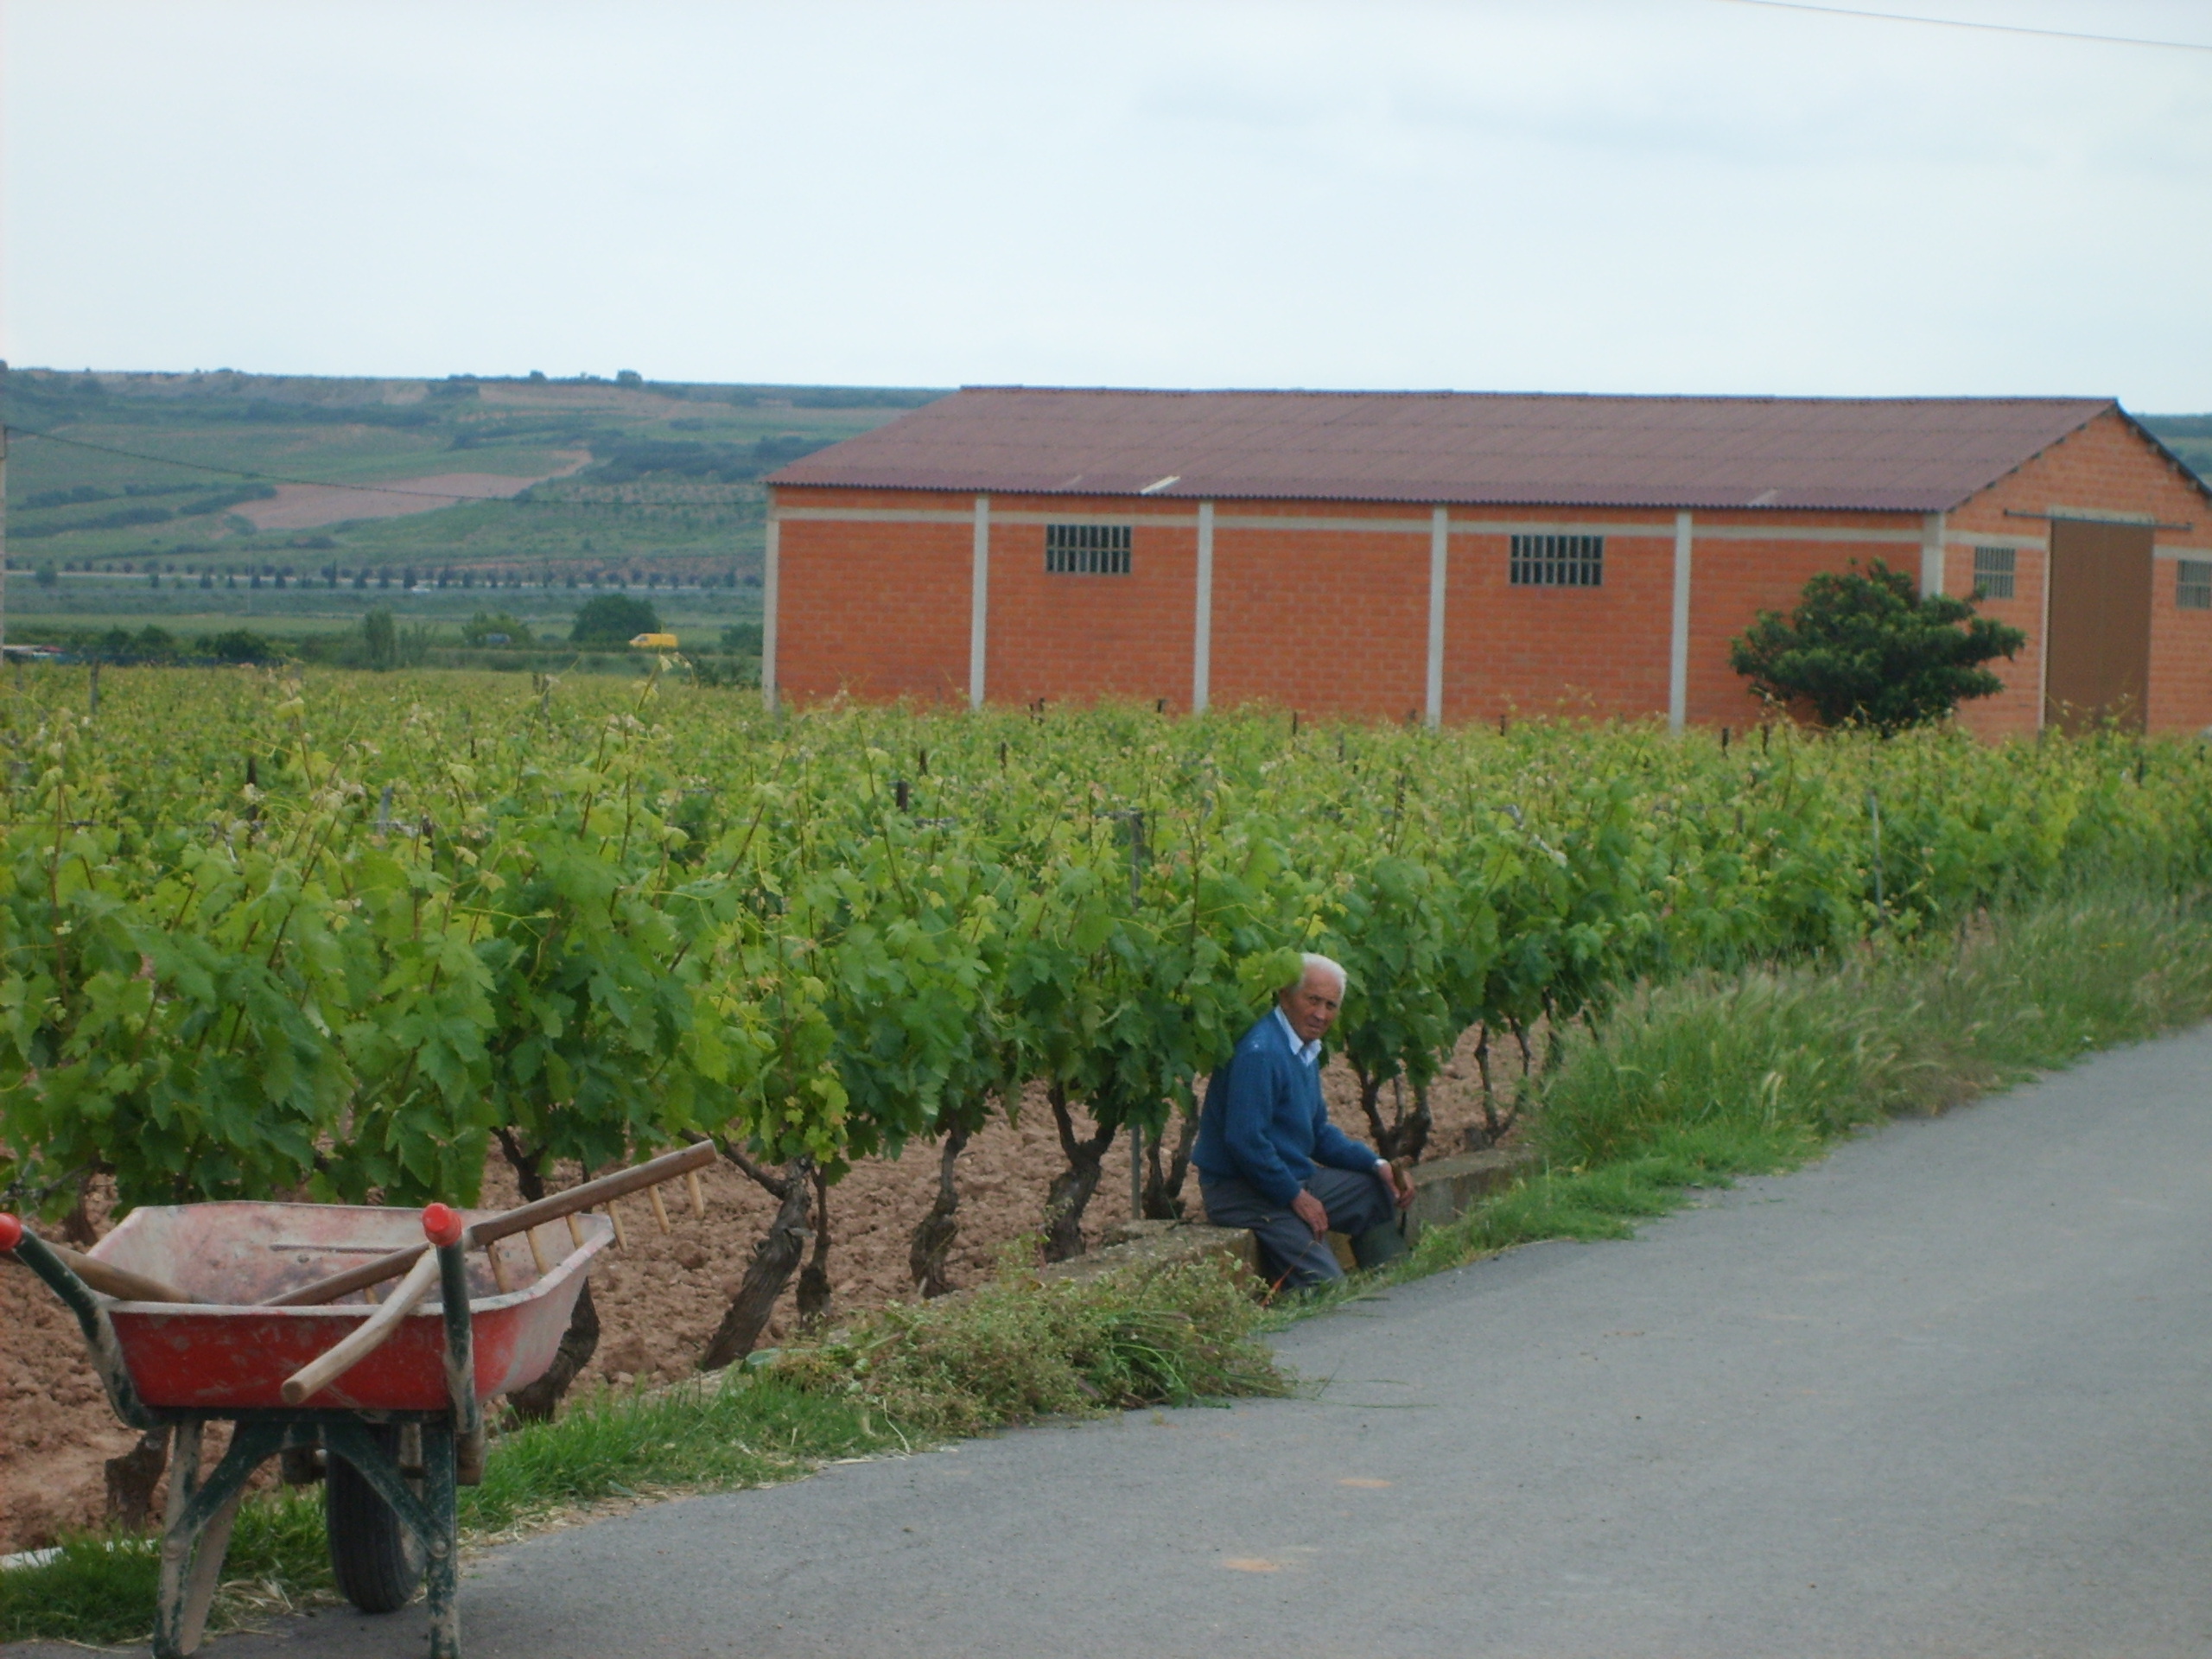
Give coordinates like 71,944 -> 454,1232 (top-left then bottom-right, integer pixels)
575,432 -> 832,485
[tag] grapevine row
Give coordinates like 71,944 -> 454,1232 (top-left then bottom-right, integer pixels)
3,666 -> 2207,1376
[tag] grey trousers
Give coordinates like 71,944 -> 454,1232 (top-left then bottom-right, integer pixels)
1200,1165 -> 1397,1290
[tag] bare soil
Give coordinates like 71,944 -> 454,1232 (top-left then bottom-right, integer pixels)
1,1031 -> 1525,1551
235,458 -> 588,532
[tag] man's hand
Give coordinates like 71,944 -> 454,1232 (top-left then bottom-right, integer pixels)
1386,1160 -> 1416,1210
1290,1189 -> 1330,1239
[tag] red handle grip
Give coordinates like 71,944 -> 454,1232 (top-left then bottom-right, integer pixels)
422,1204 -> 465,1248
0,1213 -> 22,1252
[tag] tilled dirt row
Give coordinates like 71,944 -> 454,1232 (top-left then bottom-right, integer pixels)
1,1031 -> 1526,1551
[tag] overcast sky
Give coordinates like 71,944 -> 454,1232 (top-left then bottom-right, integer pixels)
6,0 -> 2209,407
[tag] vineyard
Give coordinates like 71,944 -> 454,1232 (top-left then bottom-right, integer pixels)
4,666 -> 2212,1396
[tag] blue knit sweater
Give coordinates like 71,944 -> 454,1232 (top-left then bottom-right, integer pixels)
1192,1011 -> 1378,1205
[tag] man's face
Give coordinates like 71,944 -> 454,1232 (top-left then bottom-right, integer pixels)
1278,968 -> 1344,1046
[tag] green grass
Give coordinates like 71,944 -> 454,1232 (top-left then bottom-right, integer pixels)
1408,883 -> 2212,1270
772,1259 -> 1285,1436
0,1489 -> 328,1647
461,1376 -> 908,1537
8,580 -> 760,633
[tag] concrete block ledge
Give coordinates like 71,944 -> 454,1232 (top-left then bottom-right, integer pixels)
1401,1146 -> 1539,1248
1041,1220 -> 1260,1287
1039,1146 -> 1537,1291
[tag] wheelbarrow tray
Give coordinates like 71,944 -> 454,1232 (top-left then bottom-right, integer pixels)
89,1201 -> 613,1412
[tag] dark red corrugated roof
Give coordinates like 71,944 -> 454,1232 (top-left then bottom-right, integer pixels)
765,387 -> 2120,512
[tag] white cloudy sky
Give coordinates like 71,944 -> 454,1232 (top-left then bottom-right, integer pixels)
5,0 -> 2209,406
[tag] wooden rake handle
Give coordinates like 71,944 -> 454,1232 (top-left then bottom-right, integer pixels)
279,1206 -> 458,1406
262,1141 -> 716,1308
1,1215 -> 198,1304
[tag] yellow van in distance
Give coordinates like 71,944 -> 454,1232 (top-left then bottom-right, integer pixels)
629,633 -> 680,650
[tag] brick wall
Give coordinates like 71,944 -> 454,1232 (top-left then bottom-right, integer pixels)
769,415 -> 2212,734
1949,410 -> 2212,736
1446,513 -> 1674,723
983,495 -> 1197,710
1936,533 -> 2044,741
775,487 -> 970,705
2151,553 -> 2212,734
1211,505 -> 1427,721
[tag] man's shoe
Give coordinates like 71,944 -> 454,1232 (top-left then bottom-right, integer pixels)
1351,1222 -> 1408,1270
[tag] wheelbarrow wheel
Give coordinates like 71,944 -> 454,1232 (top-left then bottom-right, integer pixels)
326,1426 -> 424,1614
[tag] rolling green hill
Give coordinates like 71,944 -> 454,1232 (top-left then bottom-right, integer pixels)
0,366 -> 938,576
0,365 -> 943,655
2140,414 -> 2212,492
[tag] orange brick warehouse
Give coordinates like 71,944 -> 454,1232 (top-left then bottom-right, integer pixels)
762,390 -> 2212,735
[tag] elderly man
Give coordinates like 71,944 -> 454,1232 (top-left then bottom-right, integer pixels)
1193,954 -> 1415,1291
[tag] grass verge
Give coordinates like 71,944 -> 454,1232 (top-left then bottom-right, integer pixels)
1408,882 -> 2212,1270
0,1261 -> 1279,1646
0,1491 -> 328,1648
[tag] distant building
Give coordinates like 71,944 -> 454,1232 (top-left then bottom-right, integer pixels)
762,389 -> 2212,735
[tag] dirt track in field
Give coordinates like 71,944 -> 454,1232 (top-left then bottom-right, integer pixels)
1,1034 -> 1521,1552
234,455 -> 588,531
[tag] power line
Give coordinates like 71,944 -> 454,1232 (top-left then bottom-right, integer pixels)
1714,0 -> 2212,52
2,423 -> 558,502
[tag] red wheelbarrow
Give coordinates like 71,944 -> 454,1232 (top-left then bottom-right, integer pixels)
1,1141 -> 715,1659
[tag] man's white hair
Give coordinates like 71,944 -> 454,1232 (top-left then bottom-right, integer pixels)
1299,952 -> 1348,992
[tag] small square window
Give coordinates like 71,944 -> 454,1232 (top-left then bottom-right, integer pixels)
1972,545 -> 2016,601
2180,559 -> 2212,611
1046,524 -> 1131,575
1509,534 -> 1603,588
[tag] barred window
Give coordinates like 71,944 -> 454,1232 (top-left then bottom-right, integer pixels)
2181,559 -> 2212,611
1509,534 -> 1604,588
1973,545 -> 2017,601
1046,524 -> 1131,575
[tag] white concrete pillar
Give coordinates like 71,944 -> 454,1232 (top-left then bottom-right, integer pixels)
1192,500 -> 1215,713
1920,512 -> 1947,597
1425,506 -> 1448,729
760,510 -> 780,715
2035,536 -> 2053,730
1669,511 -> 1694,733
968,494 -> 990,710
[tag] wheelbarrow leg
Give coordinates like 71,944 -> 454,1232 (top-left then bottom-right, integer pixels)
154,1419 -> 286,1659
423,1221 -> 480,1655
321,1418 -> 463,1658
420,1421 -> 461,1659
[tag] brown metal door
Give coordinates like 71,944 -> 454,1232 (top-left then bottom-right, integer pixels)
2044,518 -> 2152,734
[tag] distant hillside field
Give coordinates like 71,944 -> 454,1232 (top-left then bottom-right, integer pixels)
2141,414 -> 2212,492
0,367 -> 943,582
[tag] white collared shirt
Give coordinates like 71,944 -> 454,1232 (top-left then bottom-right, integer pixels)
1274,1006 -> 1323,1068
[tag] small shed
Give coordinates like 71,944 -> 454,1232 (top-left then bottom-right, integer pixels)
763,389 -> 2212,735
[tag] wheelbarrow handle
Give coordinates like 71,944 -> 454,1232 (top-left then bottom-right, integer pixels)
0,1214 -> 196,1304
0,1214 -> 158,1430
433,1215 -> 486,1484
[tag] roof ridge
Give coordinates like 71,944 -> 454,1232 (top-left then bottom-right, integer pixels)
954,385 -> 2114,407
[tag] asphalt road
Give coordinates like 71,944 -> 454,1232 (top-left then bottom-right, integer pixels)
21,1026 -> 2212,1658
